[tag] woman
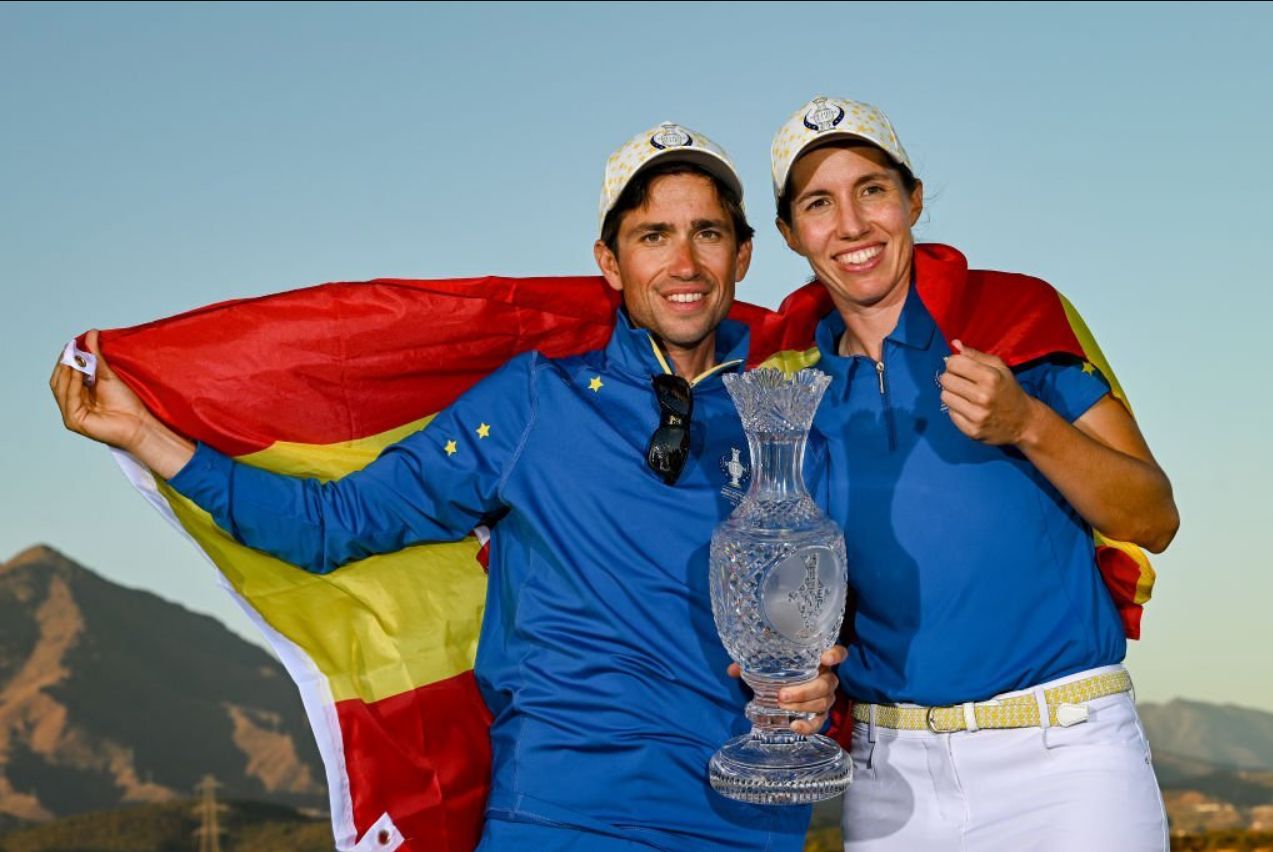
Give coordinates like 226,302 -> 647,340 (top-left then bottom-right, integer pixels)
771,96 -> 1179,850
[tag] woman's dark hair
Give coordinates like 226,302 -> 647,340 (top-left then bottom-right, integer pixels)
600,162 -> 754,255
775,142 -> 920,225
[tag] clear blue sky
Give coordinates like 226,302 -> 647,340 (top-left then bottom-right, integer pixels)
3,2 -> 1270,710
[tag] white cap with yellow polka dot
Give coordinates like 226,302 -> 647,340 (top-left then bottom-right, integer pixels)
598,122 -> 743,234
770,96 -> 912,203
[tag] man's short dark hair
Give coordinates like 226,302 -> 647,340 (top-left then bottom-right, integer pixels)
600,162 -> 755,256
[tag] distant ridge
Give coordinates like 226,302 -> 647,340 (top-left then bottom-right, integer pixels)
0,545 -> 324,823
1139,698 -> 1273,772
4,542 -> 1272,836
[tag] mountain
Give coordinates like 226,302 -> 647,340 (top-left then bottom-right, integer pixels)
0,545 -> 324,823
1140,698 -> 1273,772
1135,699 -> 1273,835
5,541 -> 1273,838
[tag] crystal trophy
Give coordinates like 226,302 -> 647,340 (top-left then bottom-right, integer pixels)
708,368 -> 852,804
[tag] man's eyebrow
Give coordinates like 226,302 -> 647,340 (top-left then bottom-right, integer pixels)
629,222 -> 674,235
626,218 -> 730,237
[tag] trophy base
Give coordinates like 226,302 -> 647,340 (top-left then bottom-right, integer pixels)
708,731 -> 852,805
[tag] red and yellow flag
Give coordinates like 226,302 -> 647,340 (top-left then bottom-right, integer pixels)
85,244 -> 1151,851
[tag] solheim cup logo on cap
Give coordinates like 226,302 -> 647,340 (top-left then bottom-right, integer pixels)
718,446 -> 750,504
650,122 -> 693,150
803,97 -> 844,133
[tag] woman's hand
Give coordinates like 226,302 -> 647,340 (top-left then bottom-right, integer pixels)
939,339 -> 1178,552
938,340 -> 1038,446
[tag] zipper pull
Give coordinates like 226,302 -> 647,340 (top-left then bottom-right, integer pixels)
875,360 -> 885,395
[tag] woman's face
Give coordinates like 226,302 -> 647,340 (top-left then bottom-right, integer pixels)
777,144 -> 923,314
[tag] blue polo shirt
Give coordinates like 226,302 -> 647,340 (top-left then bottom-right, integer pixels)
811,284 -> 1126,706
169,310 -> 811,851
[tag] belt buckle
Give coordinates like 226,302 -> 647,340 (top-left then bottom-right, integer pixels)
925,705 -> 960,733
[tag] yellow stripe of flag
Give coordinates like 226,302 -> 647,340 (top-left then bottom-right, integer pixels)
156,415 -> 488,704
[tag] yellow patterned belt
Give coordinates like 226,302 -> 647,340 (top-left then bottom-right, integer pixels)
851,670 -> 1133,733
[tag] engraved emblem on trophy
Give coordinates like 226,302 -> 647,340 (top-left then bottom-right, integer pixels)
708,368 -> 852,804
725,447 -> 746,488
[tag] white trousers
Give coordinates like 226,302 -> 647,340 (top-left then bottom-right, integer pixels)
842,666 -> 1168,851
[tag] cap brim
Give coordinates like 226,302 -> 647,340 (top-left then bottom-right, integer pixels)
631,147 -> 744,203
777,131 -> 907,201
796,131 -> 902,166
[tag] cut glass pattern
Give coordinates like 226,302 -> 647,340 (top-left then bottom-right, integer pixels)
708,368 -> 852,804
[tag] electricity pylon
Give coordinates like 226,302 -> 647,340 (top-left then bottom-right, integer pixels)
193,774 -> 227,852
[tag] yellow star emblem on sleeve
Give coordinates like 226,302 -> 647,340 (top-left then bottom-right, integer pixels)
476,423 -> 491,439
588,376 -> 604,392
1081,361 -> 1095,375
444,440 -> 458,456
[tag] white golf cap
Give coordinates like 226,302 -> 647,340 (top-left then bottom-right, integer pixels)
770,96 -> 912,202
598,121 -> 743,234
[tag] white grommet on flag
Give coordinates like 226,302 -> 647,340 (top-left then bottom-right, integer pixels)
60,340 -> 97,386
352,813 -> 403,851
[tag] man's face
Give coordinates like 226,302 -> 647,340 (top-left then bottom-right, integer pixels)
777,144 -> 922,313
594,172 -> 752,355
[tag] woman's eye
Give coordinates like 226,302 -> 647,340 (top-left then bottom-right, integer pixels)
803,198 -> 829,212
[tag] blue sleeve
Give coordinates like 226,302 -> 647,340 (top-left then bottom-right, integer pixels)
1014,354 -> 1112,423
167,352 -> 539,573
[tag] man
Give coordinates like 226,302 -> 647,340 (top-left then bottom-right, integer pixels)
52,122 -> 840,851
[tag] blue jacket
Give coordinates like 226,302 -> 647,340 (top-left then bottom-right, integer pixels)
170,310 -> 811,851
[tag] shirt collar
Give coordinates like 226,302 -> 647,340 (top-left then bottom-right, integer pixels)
604,309 -> 749,387
813,282 -> 938,374
890,282 -> 938,351
813,311 -> 856,386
